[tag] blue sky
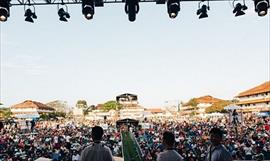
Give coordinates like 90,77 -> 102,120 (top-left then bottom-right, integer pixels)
0,1 -> 269,107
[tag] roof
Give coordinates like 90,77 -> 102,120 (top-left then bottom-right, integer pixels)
237,81 -> 270,97
116,93 -> 138,102
11,100 -> 55,111
145,108 -> 163,113
195,95 -> 223,103
236,97 -> 270,105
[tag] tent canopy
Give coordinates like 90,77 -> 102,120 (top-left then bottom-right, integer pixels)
256,112 -> 270,117
224,104 -> 242,110
14,113 -> 40,119
116,118 -> 139,127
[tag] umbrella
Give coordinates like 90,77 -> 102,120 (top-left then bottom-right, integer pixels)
256,112 -> 270,117
224,104 -> 242,110
14,113 -> 40,119
35,157 -> 52,161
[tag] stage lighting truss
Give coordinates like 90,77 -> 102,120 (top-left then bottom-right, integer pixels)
1,0 -> 269,23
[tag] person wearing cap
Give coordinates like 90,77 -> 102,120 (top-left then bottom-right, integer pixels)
205,127 -> 232,161
79,126 -> 114,161
157,131 -> 183,161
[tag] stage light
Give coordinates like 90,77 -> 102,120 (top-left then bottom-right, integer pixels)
82,0 -> 94,20
167,0 -> 180,19
24,8 -> 37,23
232,0 -> 247,17
58,6 -> 70,22
125,0 -> 139,22
233,3 -> 247,16
254,0 -> 269,16
0,0 -> 10,22
197,3 -> 209,19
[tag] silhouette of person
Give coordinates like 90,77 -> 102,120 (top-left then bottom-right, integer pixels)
157,131 -> 183,161
232,109 -> 239,125
205,127 -> 232,161
80,126 -> 115,161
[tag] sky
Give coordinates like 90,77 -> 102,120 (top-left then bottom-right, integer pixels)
0,1 -> 269,108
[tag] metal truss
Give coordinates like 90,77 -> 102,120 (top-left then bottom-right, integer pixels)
9,0 -> 231,6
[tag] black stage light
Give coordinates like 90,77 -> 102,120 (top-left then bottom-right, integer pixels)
254,0 -> 269,16
233,3 -> 246,16
167,0 -> 180,19
82,0 -> 95,20
197,4 -> 209,19
24,8 -> 37,23
125,0 -> 139,22
58,7 -> 70,22
0,0 -> 10,22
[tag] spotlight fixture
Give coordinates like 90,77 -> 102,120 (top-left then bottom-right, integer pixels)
58,5 -> 70,22
82,0 -> 95,20
167,0 -> 180,19
125,0 -> 139,22
24,7 -> 37,23
254,0 -> 269,16
233,0 -> 248,17
197,1 -> 210,19
0,0 -> 10,22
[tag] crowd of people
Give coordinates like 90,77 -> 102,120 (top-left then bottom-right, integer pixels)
0,120 -> 122,161
0,114 -> 269,161
134,115 -> 270,161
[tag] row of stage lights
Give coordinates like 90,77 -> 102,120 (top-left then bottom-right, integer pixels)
0,0 -> 269,22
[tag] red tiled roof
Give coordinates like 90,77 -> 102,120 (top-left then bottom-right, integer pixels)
195,95 -> 223,103
145,108 -> 163,113
11,100 -> 55,111
237,81 -> 270,97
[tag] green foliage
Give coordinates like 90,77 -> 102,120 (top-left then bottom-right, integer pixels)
0,108 -> 12,119
76,100 -> 88,109
40,112 -> 66,120
205,100 -> 232,113
102,101 -> 122,111
185,98 -> 198,107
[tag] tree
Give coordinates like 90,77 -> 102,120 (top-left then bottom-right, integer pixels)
205,100 -> 232,113
0,108 -> 12,119
185,98 -> 199,115
102,101 -> 122,112
76,100 -> 88,109
185,98 -> 198,107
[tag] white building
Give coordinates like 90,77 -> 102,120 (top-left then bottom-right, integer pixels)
236,81 -> 270,112
10,100 -> 55,118
116,93 -> 145,120
181,95 -> 224,116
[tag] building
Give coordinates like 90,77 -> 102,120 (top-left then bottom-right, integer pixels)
11,100 -> 55,118
86,109 -> 118,121
236,81 -> 270,112
46,100 -> 71,113
181,95 -> 224,116
144,108 -> 164,118
117,93 -> 145,120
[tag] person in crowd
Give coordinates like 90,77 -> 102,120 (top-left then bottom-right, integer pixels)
157,131 -> 183,161
79,126 -> 115,161
232,109 -> 239,125
205,127 -> 233,161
